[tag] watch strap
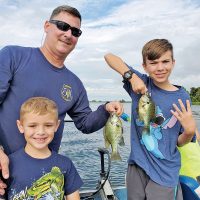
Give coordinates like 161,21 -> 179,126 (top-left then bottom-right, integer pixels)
123,70 -> 133,81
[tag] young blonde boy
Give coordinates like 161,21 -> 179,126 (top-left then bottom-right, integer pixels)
6,97 -> 83,200
104,39 -> 196,200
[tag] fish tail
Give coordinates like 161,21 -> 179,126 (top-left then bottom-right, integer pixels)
111,151 -> 122,161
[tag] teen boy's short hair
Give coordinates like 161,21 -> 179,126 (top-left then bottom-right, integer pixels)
142,39 -> 174,65
20,97 -> 58,121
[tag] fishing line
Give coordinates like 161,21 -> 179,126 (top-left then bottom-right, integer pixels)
80,149 -> 114,200
64,120 -> 120,200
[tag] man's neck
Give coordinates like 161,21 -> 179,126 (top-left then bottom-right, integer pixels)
40,46 -> 65,68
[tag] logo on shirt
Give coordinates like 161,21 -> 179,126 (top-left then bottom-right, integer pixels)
61,84 -> 73,101
11,167 -> 64,200
136,105 -> 177,159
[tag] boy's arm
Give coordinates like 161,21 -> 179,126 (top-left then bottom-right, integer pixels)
65,190 -> 80,200
104,53 -> 147,94
171,99 -> 196,146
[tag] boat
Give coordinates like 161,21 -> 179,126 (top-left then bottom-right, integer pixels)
79,148 -> 200,200
64,120 -> 200,199
80,148 -> 127,200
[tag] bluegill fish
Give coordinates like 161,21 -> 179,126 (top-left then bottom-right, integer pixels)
138,92 -> 156,134
103,112 -> 125,161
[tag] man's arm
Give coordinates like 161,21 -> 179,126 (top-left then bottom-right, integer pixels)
67,79 -> 123,134
0,47 -> 13,195
104,53 -> 147,94
0,47 -> 14,104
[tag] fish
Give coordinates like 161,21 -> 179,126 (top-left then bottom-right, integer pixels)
103,112 -> 125,161
27,167 -> 64,199
138,92 -> 156,134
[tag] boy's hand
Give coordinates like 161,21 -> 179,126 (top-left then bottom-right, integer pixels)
105,101 -> 124,116
129,74 -> 147,94
171,99 -> 196,136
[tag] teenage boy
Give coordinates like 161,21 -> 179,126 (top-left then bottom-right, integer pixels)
104,39 -> 196,200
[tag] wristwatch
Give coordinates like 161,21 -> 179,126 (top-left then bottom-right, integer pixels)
123,70 -> 133,81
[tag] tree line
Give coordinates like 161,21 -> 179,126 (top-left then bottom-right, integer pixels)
190,87 -> 200,105
91,87 -> 200,105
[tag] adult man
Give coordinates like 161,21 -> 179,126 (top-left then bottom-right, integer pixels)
0,5 -> 123,194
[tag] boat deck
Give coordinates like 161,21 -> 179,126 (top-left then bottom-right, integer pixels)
80,187 -> 127,200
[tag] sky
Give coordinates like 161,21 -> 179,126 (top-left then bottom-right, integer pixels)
0,0 -> 200,101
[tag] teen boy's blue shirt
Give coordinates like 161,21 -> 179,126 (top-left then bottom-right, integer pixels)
0,46 -> 109,154
124,67 -> 191,187
7,148 -> 83,199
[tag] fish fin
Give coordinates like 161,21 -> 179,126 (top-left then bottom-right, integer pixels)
116,121 -> 121,127
111,151 -> 122,161
105,140 -> 110,149
119,136 -> 125,146
103,128 -> 110,148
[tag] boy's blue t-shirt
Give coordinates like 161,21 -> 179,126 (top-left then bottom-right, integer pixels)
7,148 -> 83,199
124,67 -> 191,187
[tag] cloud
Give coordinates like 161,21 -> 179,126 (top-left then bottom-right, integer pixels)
1,0 -> 200,100
76,0 -> 200,100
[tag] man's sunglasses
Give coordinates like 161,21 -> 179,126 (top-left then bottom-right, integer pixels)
49,20 -> 82,37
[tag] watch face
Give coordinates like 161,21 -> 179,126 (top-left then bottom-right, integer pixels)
124,72 -> 131,79
124,71 -> 133,80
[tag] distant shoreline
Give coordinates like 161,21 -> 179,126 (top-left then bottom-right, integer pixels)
192,102 -> 200,105
89,100 -> 200,105
89,100 -> 132,103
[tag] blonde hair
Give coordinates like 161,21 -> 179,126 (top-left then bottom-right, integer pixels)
20,97 -> 58,121
142,39 -> 174,65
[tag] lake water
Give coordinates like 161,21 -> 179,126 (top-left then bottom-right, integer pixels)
59,103 -> 200,191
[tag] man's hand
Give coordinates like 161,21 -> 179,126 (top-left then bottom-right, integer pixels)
0,179 -> 7,196
105,101 -> 124,116
129,74 -> 147,94
0,149 -> 9,195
